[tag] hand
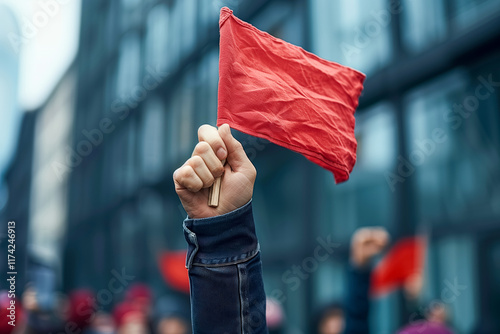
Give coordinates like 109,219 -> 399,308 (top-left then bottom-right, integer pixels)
350,227 -> 389,268
22,287 -> 39,311
173,124 -> 257,219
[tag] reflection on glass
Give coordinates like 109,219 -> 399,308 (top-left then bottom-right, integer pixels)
401,0 -> 447,53
141,97 -> 165,182
310,0 -> 393,75
116,33 -> 141,97
146,4 -> 169,71
451,0 -> 500,29
405,70 -> 500,223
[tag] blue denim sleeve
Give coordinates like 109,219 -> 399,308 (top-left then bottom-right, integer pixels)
344,265 -> 371,334
183,200 -> 268,334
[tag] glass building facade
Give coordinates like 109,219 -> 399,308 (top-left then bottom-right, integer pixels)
20,0 -> 499,332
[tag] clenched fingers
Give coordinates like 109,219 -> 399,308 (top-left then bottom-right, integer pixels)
173,164 -> 204,192
198,124 -> 227,161
191,141 -> 224,178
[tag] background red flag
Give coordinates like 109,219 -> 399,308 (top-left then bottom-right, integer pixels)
216,7 -> 365,182
158,250 -> 190,294
370,236 -> 426,297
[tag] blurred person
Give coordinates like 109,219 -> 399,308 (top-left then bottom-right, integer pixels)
313,302 -> 344,334
344,227 -> 390,334
124,283 -> 154,333
67,289 -> 97,332
157,317 -> 190,334
154,295 -> 191,334
398,321 -> 454,334
426,301 -> 448,325
344,228 -> 456,334
113,301 -> 149,334
84,311 -> 116,334
1,290 -> 26,334
21,285 -> 66,334
266,297 -> 285,334
125,283 -> 153,315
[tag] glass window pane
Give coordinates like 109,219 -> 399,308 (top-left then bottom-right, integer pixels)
180,0 -> 197,55
401,0 -> 447,53
167,1 -> 181,71
178,69 -> 196,157
197,48 -> 219,125
166,88 -> 181,164
140,97 -> 165,182
435,236 -> 478,333
146,4 -> 169,71
404,70 -> 500,223
116,33 -> 141,97
310,0 -> 393,75
451,0 -> 500,29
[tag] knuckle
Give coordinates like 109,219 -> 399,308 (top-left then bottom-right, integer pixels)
248,165 -> 257,180
234,140 -> 244,151
177,166 -> 193,182
203,175 -> 215,187
212,165 -> 224,176
194,141 -> 211,154
187,183 -> 202,192
189,155 -> 204,169
252,166 -> 257,179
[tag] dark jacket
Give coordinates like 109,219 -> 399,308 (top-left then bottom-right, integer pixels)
183,200 -> 268,334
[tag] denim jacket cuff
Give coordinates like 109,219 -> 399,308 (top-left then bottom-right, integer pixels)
183,200 -> 259,269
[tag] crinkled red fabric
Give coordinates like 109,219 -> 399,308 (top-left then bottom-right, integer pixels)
216,7 -> 366,182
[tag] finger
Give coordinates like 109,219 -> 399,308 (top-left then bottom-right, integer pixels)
218,124 -> 251,171
186,156 -> 215,188
173,165 -> 203,192
192,141 -> 224,178
198,124 -> 227,160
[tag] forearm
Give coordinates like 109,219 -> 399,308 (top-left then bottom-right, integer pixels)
344,265 -> 371,334
184,200 -> 267,334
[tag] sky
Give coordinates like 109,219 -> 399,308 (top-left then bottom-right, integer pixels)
0,0 -> 81,207
2,0 -> 82,110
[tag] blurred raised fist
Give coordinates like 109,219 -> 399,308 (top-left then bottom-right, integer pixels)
173,124 -> 256,219
350,227 -> 389,268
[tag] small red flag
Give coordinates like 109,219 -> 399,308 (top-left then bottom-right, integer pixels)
216,7 -> 365,182
158,250 -> 190,294
370,236 -> 426,297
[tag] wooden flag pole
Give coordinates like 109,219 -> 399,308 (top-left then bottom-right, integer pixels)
208,159 -> 226,207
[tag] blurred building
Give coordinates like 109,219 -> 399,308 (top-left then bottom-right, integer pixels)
58,0 -> 500,332
0,111 -> 36,293
28,63 -> 77,281
0,4 -> 22,181
0,3 -> 25,292
1,62 -> 77,296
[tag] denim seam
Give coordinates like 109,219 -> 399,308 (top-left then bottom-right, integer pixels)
238,263 -> 244,334
191,247 -> 260,268
183,224 -> 199,269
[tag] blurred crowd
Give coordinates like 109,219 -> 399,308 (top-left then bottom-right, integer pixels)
1,283 -> 191,334
1,227 -> 497,334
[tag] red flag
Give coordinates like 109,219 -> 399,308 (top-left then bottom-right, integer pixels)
370,236 -> 426,297
216,7 -> 365,182
158,250 -> 190,294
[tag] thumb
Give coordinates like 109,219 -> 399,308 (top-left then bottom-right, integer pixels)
218,124 -> 251,171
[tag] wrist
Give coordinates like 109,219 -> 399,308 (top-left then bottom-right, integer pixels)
183,200 -> 257,268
